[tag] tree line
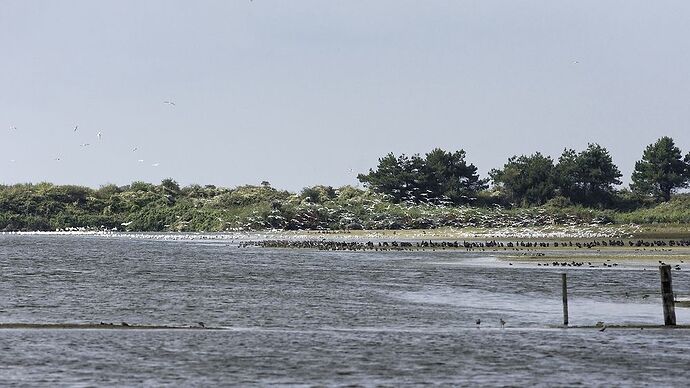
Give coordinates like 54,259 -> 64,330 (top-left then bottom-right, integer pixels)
1,136 -> 689,232
358,136 -> 690,208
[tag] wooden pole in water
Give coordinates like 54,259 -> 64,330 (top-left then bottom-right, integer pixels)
562,273 -> 569,326
659,265 -> 676,326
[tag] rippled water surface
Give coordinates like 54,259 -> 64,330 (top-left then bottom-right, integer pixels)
2,234 -> 690,386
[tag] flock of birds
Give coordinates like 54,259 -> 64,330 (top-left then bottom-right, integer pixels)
475,318 -> 507,329
173,192 -> 516,233
237,197 -> 640,238
7,100 -> 176,167
241,238 -> 690,252
98,321 -> 206,329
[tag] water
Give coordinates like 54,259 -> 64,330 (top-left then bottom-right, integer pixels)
2,234 -> 690,386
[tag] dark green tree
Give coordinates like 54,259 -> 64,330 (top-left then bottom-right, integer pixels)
425,148 -> 487,204
631,136 -> 689,202
555,144 -> 622,206
358,149 -> 486,204
357,153 -> 427,203
554,148 -> 579,201
490,152 -> 556,205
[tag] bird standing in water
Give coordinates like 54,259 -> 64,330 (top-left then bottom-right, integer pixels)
476,319 -> 481,328
500,318 -> 506,329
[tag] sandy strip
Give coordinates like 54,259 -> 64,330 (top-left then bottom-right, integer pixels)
0,323 -> 219,330
565,324 -> 690,330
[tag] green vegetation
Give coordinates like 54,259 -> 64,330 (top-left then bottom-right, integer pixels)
0,179 -> 688,232
614,195 -> 690,224
357,148 -> 487,205
2,138 -> 689,232
490,144 -> 623,207
631,136 -> 689,202
555,144 -> 623,207
0,179 -> 612,232
490,152 -> 556,206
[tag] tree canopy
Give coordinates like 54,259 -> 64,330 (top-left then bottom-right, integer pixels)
357,148 -> 487,204
555,144 -> 622,206
490,153 -> 556,206
3,139 -> 690,232
631,136 -> 689,202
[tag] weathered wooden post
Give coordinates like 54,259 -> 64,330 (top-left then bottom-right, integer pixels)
562,273 -> 569,326
659,265 -> 676,326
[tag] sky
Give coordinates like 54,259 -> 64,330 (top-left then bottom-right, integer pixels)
2,0 -> 689,191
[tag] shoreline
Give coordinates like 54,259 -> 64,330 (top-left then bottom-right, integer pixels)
2,223 -> 690,240
0,323 -> 215,330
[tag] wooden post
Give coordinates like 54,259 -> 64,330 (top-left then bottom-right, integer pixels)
562,273 -> 569,326
659,265 -> 676,326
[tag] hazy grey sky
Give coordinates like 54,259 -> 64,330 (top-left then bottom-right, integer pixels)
2,1 -> 689,191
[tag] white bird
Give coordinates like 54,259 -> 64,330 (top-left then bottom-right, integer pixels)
80,143 -> 90,147
152,162 -> 160,167
9,125 -> 17,131
137,159 -> 144,163
163,100 -> 176,106
97,131 -> 102,140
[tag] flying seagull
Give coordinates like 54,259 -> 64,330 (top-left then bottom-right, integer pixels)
152,162 -> 160,167
9,125 -> 16,131
163,100 -> 176,106
132,147 -> 138,152
74,125 -> 78,132
97,131 -> 102,140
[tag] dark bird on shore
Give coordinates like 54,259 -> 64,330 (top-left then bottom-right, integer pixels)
121,322 -> 129,327
476,319 -> 481,327
642,294 -> 649,299
500,318 -> 506,329
198,322 -> 205,328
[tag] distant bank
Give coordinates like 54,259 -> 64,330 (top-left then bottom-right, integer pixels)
1,181 -> 689,233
